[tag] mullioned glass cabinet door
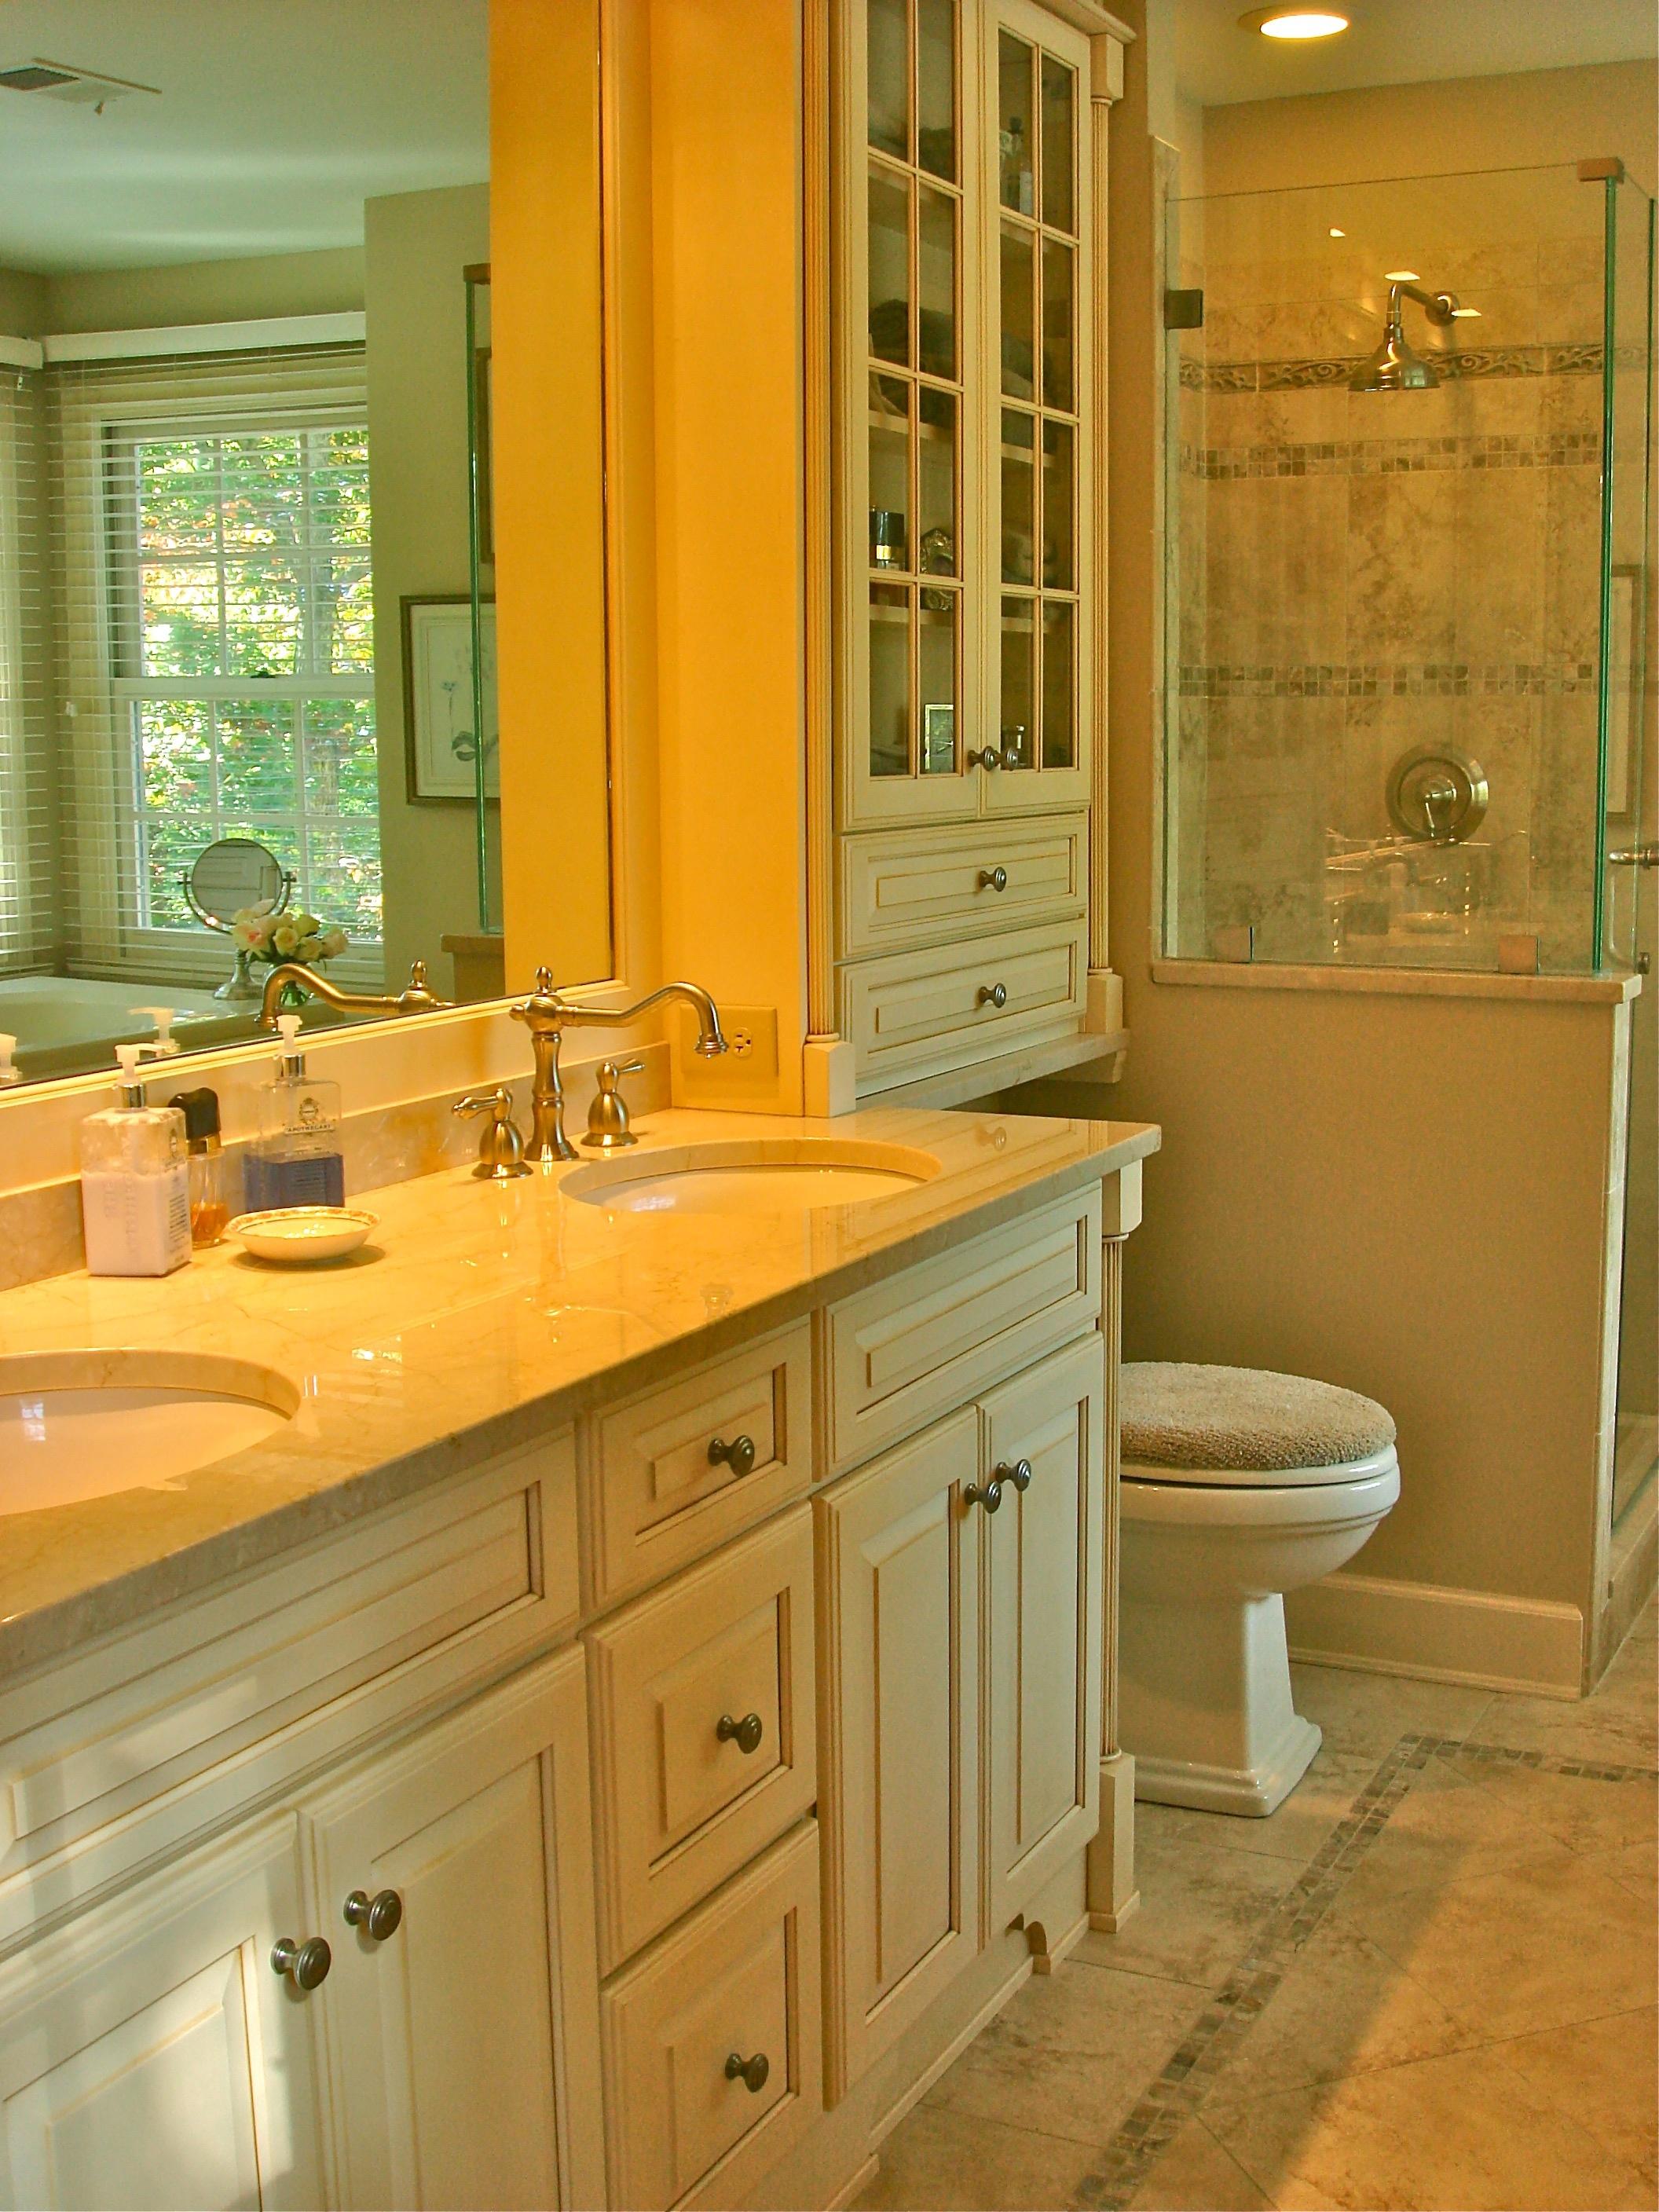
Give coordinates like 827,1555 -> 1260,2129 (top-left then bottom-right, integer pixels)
837,0 -> 1093,830
980,0 -> 1092,817
843,0 -> 983,826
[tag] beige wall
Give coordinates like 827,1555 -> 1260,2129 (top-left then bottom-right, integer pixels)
0,266 -> 47,335
41,248 -> 365,335
1199,60 -> 1657,200
1072,9 -> 1643,1673
364,185 -> 489,994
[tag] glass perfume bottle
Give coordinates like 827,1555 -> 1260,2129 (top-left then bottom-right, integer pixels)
244,1016 -> 346,1210
169,1085 -> 233,1247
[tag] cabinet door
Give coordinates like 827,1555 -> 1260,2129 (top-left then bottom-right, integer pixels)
980,1334 -> 1104,1931
980,0 -> 1093,815
815,1408 -> 980,2101
0,1816 -> 325,2210
841,0 -> 983,828
303,1647 -> 604,2212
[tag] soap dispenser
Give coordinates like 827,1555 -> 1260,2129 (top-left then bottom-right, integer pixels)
244,1015 -> 345,1210
79,1044 -> 192,1276
0,1033 -> 19,1086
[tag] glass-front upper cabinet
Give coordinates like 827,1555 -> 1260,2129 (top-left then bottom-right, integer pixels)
839,0 -> 1093,826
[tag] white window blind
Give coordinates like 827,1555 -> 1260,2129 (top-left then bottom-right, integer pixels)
0,366 -> 53,972
45,342 -> 380,985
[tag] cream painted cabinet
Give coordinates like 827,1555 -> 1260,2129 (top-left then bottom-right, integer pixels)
819,1331 -> 1104,2102
981,1335 -> 1103,1932
304,1649 -> 604,2212
816,1408 -> 981,2100
0,1816 -> 326,2211
832,0 -> 1126,1095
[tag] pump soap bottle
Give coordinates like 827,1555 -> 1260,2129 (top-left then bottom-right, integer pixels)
244,1015 -> 346,1210
79,1044 -> 192,1276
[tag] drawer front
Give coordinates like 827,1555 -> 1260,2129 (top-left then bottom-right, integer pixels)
588,1508 -> 816,1968
586,1323 -> 813,1610
826,1185 -> 1101,1471
840,814 -> 1086,959
840,917 -> 1086,1093
602,1823 -> 822,2212
0,1435 -> 577,1891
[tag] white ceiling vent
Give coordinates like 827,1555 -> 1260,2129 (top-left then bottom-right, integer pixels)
0,57 -> 160,107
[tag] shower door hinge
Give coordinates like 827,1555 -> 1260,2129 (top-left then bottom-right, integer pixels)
1164,287 -> 1204,331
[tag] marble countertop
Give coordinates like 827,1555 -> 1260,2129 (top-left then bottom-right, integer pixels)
0,1104 -> 1158,1675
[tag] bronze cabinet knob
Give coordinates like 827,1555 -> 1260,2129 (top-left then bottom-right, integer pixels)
725,2052 -> 771,2094
344,1888 -> 404,1942
717,1712 -> 765,1755
708,1434 -> 756,1476
271,1936 -> 331,1990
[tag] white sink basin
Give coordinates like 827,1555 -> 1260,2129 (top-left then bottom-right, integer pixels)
559,1137 -> 938,1218
0,1352 -> 299,1514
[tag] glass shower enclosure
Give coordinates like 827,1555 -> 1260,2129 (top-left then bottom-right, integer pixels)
1161,159 -> 1657,1539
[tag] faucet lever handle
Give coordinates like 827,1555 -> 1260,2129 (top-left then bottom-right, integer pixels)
584,1059 -> 645,1152
453,1088 -> 531,1181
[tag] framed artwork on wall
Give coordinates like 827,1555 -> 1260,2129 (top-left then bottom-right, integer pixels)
401,594 -> 498,804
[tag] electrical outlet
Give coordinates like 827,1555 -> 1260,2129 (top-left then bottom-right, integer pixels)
676,1004 -> 779,1095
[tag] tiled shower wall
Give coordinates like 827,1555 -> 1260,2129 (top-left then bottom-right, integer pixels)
1170,233 -> 1611,969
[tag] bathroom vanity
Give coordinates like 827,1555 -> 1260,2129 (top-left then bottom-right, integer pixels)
0,1106 -> 1155,2211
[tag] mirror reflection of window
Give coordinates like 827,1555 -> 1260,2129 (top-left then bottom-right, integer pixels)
0,0 -> 494,1084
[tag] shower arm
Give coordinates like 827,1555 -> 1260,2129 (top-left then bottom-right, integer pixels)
1387,280 -> 1459,334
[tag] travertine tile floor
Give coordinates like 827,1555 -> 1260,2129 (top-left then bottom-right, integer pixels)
859,1599 -> 1657,2212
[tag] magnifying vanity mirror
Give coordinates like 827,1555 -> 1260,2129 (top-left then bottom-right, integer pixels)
0,0 -> 613,1086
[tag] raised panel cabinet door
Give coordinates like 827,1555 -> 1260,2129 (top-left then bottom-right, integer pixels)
302,1646 -> 604,2212
0,1814 -> 325,2211
979,1333 -> 1104,1932
815,1408 -> 980,2102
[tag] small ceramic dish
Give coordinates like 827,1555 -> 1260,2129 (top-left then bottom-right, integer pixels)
226,1207 -> 379,1265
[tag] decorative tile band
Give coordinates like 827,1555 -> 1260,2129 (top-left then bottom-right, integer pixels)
1180,428 -> 1601,481
1179,342 -> 1607,393
1179,661 -> 1599,700
1071,1733 -> 1657,2211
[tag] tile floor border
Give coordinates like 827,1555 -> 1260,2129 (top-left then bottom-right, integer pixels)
1069,1730 -> 1657,2210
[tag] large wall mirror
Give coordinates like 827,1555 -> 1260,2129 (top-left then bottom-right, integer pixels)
0,0 -> 614,1089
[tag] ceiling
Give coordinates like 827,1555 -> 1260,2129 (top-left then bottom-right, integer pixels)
1177,0 -> 1658,108
0,0 -> 488,273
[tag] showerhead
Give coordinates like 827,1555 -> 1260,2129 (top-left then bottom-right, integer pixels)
1350,279 -> 1460,394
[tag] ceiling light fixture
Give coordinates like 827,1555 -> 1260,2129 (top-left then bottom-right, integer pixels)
1328,226 -> 1346,237
1238,6 -> 1351,38
1451,306 -> 1482,318
1384,269 -> 1419,282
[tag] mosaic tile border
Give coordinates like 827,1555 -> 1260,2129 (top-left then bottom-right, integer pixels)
1071,1734 -> 1658,2211
1179,429 -> 1601,481
1178,661 -> 1599,701
1180,343 -> 1606,394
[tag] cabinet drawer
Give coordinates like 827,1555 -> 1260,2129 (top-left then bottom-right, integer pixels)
840,814 -> 1086,958
0,1436 -> 577,1916
588,1508 -> 816,1968
826,1185 -> 1101,1471
602,1822 -> 822,2212
840,917 -> 1086,1093
585,1323 -> 813,1609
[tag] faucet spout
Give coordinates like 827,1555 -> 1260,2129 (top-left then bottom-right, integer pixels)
255,959 -> 451,1035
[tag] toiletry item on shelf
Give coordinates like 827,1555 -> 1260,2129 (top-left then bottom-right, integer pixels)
79,1045 -> 191,1277
170,1086 -> 233,1247
130,1005 -> 182,1056
244,1014 -> 346,1210
0,1034 -> 18,1086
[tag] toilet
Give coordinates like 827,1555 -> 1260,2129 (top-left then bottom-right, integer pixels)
1117,1362 -> 1400,1818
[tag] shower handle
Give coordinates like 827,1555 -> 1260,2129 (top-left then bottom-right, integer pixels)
1608,845 -> 1658,869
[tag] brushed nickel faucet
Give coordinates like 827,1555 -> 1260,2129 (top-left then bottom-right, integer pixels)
511,967 -> 727,1164
255,958 -> 452,1034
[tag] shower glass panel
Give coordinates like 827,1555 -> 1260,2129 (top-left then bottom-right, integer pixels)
1162,162 -> 1654,982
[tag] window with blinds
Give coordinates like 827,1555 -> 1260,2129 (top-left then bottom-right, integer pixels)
5,341 -> 380,984
0,366 -> 51,973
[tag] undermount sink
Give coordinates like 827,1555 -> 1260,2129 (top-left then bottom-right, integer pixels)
0,1351 -> 300,1514
558,1137 -> 939,1217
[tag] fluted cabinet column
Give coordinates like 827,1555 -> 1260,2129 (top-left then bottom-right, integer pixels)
1088,1159 -> 1141,1930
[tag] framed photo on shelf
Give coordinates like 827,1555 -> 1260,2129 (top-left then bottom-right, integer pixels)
401,595 -> 498,804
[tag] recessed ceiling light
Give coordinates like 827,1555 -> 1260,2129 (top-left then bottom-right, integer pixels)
1451,306 -> 1482,318
1328,226 -> 1346,237
1238,6 -> 1351,38
1384,269 -> 1419,282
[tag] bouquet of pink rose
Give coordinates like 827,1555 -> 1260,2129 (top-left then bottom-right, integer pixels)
230,904 -> 350,970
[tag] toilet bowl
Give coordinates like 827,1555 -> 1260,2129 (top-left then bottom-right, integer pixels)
1116,1364 -> 1401,1818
